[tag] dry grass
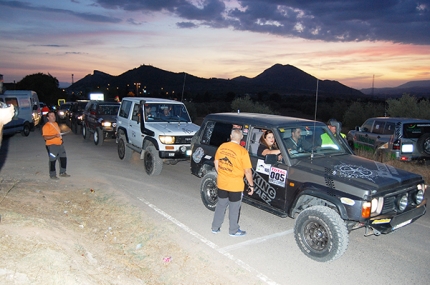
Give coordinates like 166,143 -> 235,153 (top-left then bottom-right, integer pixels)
0,178 -> 258,285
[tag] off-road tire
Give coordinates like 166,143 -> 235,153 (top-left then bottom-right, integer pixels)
94,128 -> 104,146
71,122 -> 78,134
417,133 -> 430,156
117,132 -> 132,161
294,206 -> 349,262
200,171 -> 218,211
21,122 -> 31,137
143,144 -> 163,175
82,125 -> 90,140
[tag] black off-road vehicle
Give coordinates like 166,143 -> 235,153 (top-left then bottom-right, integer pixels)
82,100 -> 120,146
190,113 -> 427,262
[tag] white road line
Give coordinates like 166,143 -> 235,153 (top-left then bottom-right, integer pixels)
137,197 -> 279,285
220,229 -> 294,252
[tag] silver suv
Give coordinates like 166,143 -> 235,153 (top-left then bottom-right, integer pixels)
116,97 -> 199,175
347,117 -> 430,162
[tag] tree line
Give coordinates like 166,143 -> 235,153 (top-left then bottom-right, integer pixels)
11,73 -> 430,130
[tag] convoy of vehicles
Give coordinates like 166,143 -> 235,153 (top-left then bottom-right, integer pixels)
2,91 -> 427,263
190,113 -> 427,262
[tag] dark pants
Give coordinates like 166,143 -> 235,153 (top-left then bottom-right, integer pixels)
211,189 -> 242,234
46,144 -> 67,177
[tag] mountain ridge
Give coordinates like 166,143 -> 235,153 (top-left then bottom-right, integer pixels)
360,80 -> 430,96
67,64 -> 364,98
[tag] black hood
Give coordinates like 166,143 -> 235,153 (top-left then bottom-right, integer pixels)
296,154 -> 423,193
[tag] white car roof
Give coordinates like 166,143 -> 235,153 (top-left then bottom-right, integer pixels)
121,97 -> 184,104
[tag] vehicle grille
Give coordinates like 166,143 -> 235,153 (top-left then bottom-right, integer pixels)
382,196 -> 396,214
381,185 -> 420,214
175,136 -> 193,144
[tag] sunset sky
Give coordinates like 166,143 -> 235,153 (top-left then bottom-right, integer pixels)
0,0 -> 429,89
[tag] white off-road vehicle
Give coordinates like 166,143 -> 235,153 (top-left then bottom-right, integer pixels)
116,97 -> 199,175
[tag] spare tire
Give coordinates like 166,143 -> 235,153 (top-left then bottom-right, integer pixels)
417,133 -> 430,155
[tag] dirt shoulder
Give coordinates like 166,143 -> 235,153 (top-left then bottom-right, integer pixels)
0,175 -> 260,284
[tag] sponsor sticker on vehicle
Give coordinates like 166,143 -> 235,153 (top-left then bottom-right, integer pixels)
372,218 -> 391,224
268,167 -> 287,187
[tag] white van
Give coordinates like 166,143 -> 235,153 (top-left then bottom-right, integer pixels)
0,90 -> 41,136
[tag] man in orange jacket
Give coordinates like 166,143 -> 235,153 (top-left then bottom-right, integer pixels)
42,111 -> 70,180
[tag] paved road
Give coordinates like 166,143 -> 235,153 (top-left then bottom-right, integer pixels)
1,129 -> 430,285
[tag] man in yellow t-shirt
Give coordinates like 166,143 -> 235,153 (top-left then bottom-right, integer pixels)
42,111 -> 70,180
211,129 -> 254,237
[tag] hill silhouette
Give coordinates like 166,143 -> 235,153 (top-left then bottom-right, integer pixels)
67,64 -> 363,98
360,80 -> 430,97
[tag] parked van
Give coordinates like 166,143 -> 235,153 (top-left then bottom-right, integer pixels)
0,90 -> 41,136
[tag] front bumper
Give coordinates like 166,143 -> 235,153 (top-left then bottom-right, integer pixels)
159,147 -> 191,159
370,199 -> 426,234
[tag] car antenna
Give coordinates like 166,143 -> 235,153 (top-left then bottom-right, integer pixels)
311,77 -> 319,160
180,72 -> 186,102
178,72 -> 187,125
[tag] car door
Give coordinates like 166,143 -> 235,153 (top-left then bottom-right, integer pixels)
247,127 -> 289,213
371,120 -> 390,149
355,119 -> 375,151
127,102 -> 144,147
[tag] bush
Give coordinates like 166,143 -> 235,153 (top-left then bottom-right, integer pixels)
231,95 -> 274,114
343,101 -> 384,129
387,94 -> 430,119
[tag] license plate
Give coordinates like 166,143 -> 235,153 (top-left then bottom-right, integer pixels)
392,219 -> 412,230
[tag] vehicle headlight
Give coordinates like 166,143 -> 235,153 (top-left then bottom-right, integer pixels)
159,136 -> 175,144
362,197 -> 384,218
397,193 -> 408,211
414,190 -> 424,204
414,184 -> 425,204
58,111 -> 65,116
101,121 -> 112,127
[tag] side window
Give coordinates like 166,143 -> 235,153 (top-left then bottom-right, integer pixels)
132,104 -> 140,122
372,121 -> 386,134
91,103 -> 97,112
383,122 -> 395,135
361,119 -> 374,132
201,121 -> 232,147
119,100 -> 132,118
5,98 -> 18,107
249,128 -> 264,156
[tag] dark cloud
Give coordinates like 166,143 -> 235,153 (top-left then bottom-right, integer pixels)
30,44 -> 68,47
94,0 -> 430,45
127,18 -> 143,25
176,21 -> 198,28
0,0 -> 122,23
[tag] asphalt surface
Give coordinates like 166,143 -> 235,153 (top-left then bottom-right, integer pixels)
1,127 -> 430,285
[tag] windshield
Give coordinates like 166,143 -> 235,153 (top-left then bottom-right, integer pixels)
98,105 -> 119,115
277,125 -> 348,158
144,103 -> 191,123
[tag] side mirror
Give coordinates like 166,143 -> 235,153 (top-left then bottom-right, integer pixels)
264,154 -> 278,165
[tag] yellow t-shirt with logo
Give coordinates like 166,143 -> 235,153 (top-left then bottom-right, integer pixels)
215,141 -> 252,192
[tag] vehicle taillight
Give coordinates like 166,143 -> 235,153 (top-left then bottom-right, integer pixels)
392,139 -> 400,150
